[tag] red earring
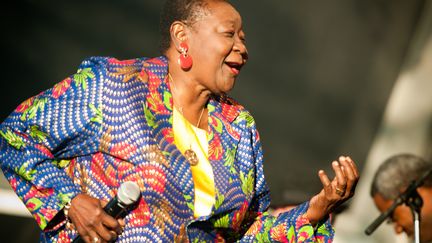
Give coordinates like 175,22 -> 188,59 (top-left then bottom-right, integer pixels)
178,42 -> 193,70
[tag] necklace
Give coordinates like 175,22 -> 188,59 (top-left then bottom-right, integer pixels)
168,73 -> 205,166
183,108 -> 204,166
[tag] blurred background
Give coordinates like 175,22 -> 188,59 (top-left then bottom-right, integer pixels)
1,0 -> 431,242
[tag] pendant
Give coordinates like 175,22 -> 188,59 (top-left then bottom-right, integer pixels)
184,149 -> 199,166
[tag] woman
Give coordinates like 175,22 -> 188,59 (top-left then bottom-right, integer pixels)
0,0 -> 359,242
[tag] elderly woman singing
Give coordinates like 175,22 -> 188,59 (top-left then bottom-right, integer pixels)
0,0 -> 359,242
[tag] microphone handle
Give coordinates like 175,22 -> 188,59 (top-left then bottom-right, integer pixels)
104,196 -> 126,218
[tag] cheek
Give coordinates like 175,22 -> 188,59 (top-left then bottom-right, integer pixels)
207,40 -> 234,61
394,207 -> 413,227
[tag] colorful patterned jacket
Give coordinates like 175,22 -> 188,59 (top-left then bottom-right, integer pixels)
0,56 -> 334,242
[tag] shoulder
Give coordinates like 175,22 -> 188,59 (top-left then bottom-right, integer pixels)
100,56 -> 167,84
77,56 -> 146,80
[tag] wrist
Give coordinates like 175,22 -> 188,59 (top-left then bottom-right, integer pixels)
305,208 -> 319,226
306,200 -> 329,226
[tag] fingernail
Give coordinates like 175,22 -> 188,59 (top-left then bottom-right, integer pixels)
333,161 -> 339,166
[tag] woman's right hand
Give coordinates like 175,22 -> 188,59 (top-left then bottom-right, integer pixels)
67,194 -> 123,243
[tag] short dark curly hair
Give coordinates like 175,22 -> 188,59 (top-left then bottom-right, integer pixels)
370,153 -> 432,200
159,0 -> 227,54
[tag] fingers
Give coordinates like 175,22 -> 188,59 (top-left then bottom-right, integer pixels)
80,221 -> 118,243
96,201 -> 121,241
86,232 -> 102,243
332,160 -> 346,190
338,156 -> 359,197
346,156 -> 359,178
102,212 -> 123,235
95,222 -> 118,242
318,156 -> 360,199
68,195 -> 123,242
118,218 -> 126,232
311,156 -> 360,223
318,169 -> 331,188
99,199 -> 122,237
118,218 -> 126,228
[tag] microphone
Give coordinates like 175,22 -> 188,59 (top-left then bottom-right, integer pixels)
72,181 -> 141,243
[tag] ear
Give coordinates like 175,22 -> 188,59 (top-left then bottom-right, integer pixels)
170,21 -> 188,52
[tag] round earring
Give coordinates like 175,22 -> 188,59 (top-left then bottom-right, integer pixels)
178,42 -> 193,70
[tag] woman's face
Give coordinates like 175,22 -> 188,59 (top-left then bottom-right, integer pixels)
186,0 -> 248,94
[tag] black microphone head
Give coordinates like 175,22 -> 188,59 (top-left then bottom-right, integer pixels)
117,181 -> 141,206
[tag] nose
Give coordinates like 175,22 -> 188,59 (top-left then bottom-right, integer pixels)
233,38 -> 248,61
393,224 -> 404,234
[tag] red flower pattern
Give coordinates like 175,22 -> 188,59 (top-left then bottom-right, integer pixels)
15,97 -> 35,113
52,77 -> 72,99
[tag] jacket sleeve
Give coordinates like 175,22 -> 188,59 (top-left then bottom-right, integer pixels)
0,57 -> 105,231
239,116 -> 334,243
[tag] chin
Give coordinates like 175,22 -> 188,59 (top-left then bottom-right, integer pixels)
213,75 -> 236,94
222,79 -> 236,93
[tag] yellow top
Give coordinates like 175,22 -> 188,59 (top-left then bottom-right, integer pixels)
172,107 -> 215,218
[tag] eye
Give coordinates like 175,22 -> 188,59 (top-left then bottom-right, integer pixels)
224,31 -> 235,37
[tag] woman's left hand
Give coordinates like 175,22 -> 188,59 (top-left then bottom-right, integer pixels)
306,156 -> 359,225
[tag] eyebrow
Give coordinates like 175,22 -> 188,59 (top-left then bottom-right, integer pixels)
221,19 -> 237,26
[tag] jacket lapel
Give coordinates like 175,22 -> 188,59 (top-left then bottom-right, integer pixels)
207,95 -> 243,213
142,57 -> 196,206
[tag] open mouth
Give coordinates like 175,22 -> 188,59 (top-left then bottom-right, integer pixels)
225,61 -> 243,75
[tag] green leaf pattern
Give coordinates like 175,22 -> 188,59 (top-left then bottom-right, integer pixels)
183,194 -> 194,212
57,193 -> 74,206
235,111 -> 255,128
27,198 -> 43,212
163,91 -> 172,111
52,159 -> 71,169
89,104 -> 103,124
208,103 -> 216,113
0,129 -> 26,149
143,104 -> 156,128
213,214 -> 230,228
214,193 -> 225,210
29,125 -> 48,142
287,225 -> 295,242
213,117 -> 223,134
240,169 -> 255,197
255,217 -> 274,243
16,162 -> 37,181
73,67 -> 95,90
317,223 -> 331,236
223,147 -> 237,174
20,97 -> 48,121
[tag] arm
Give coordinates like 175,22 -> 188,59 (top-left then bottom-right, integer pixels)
238,115 -> 358,242
0,57 -> 105,231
